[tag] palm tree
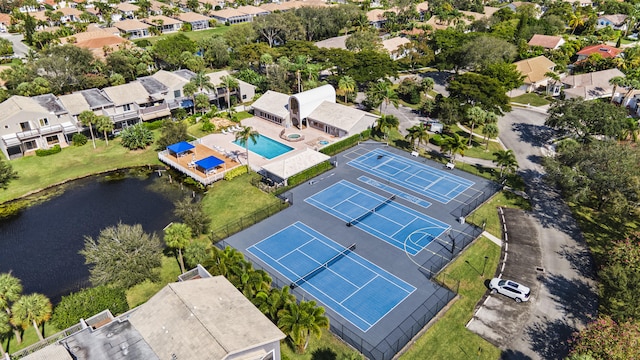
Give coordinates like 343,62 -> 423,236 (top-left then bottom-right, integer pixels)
482,123 -> 499,150
545,71 -> 561,96
205,246 -> 245,278
441,133 -> 466,160
220,75 -> 239,116
621,78 -> 640,107
237,268 -> 271,299
569,12 -> 585,34
609,76 -> 626,104
11,293 -> 52,341
277,300 -> 329,354
190,71 -> 214,93
405,124 -> 429,150
253,286 -> 296,322
235,126 -> 259,171
0,311 -> 10,356
376,81 -> 399,115
465,106 -> 486,146
260,53 -> 274,76
337,75 -> 356,103
373,114 -> 399,139
164,223 -> 192,274
493,149 -> 518,177
0,273 -> 22,344
78,110 -> 97,149
95,115 -> 113,146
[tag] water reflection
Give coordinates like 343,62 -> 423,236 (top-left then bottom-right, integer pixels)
0,170 -> 188,302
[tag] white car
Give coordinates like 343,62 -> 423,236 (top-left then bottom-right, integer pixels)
489,278 -> 530,303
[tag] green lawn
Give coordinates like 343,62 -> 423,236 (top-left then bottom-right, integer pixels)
141,26 -> 233,45
466,191 -> 532,238
281,328 -> 364,360
0,137 -> 161,203
126,256 -> 182,308
399,236 -> 502,360
3,322 -> 62,355
510,93 -> 551,107
202,172 -> 283,230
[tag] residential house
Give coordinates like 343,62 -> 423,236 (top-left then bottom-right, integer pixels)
382,36 -> 411,60
58,89 -> 120,132
565,0 -> 594,7
314,35 -> 348,50
18,276 -> 286,360
0,13 -> 10,33
252,85 -> 378,137
115,2 -> 140,21
101,81 -> 149,124
58,7 -> 83,23
138,70 -> 193,116
206,70 -> 256,108
0,95 -> 78,159
561,68 -> 625,100
114,19 -> 151,38
513,55 -> 557,93
425,7 -> 500,31
144,15 -> 183,33
527,34 -> 565,50
596,14 -> 628,31
176,11 -> 211,30
210,5 -> 268,24
415,1 -> 429,21
59,29 -> 131,59
576,44 -> 622,61
367,8 -> 398,29
149,0 -> 167,15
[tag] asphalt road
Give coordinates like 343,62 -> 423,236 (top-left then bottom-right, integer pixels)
494,108 -> 599,359
0,33 -> 30,58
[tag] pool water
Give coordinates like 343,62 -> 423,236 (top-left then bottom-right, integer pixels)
233,134 -> 294,159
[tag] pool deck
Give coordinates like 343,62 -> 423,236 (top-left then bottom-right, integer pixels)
200,117 -> 338,171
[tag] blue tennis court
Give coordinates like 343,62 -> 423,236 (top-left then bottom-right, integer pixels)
247,222 -> 415,332
347,148 -> 475,204
305,180 -> 450,255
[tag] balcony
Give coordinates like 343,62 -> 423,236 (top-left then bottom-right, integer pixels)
16,124 -> 63,140
139,103 -> 171,121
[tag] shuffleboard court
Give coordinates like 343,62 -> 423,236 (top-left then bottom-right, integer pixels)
347,148 -> 474,204
305,180 -> 450,255
247,222 -> 415,332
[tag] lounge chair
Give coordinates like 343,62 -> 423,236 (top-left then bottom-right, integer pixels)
221,129 -> 228,135
234,125 -> 243,131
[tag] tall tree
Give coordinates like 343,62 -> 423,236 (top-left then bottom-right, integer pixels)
441,133 -> 467,160
0,311 -> 10,356
164,222 -> 192,274
234,126 -> 259,172
190,71 -> 214,93
78,110 -> 97,149
277,300 -> 329,354
447,72 -> 511,115
493,149 -> 518,178
0,273 -> 23,344
80,223 -> 163,289
95,115 -> 113,146
373,114 -> 399,139
219,75 -> 239,115
0,158 -> 18,190
546,98 -> 628,141
405,124 -> 429,150
173,197 -> 211,235
465,106 -> 486,146
10,293 -> 52,341
482,123 -> 499,150
337,75 -> 356,103
609,76 -> 626,103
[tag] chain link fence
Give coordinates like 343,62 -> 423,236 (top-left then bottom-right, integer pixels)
210,198 -> 290,243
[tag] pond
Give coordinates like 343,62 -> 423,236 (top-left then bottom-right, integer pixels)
0,170 -> 190,302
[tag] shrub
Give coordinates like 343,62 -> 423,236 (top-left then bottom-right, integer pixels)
134,39 -> 152,48
72,133 -> 88,146
51,286 -> 129,329
288,161 -> 332,187
120,124 -> 154,150
320,129 -> 371,156
143,120 -> 164,131
35,145 -> 61,157
201,120 -> 215,133
223,165 -> 248,180
430,133 -> 446,146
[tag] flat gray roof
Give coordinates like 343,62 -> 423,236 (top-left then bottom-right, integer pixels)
32,94 -> 67,114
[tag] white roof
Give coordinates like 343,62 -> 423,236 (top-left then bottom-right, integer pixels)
262,148 -> 330,179
20,344 -> 73,360
251,90 -> 290,119
308,101 -> 378,132
290,84 -> 336,120
58,92 -> 90,115
102,82 -> 150,105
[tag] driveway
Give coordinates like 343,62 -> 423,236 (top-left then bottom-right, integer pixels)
467,108 -> 599,359
0,33 -> 30,58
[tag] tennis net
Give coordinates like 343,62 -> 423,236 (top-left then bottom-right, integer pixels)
290,243 -> 356,289
346,195 -> 396,227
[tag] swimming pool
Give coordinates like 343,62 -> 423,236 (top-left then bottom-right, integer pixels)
233,134 -> 294,159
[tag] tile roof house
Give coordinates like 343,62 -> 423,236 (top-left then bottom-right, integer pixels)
513,55 -> 556,93
17,276 -> 286,360
60,29 -> 130,59
114,19 -> 151,38
527,34 -> 565,50
382,36 -> 411,60
576,44 -> 622,61
206,70 -> 256,108
425,7 -> 500,31
143,15 -> 183,33
596,14 -> 628,31
176,11 -> 211,30
561,68 -> 625,100
0,13 -> 10,32
251,85 -> 378,137
366,8 -> 398,28
0,95 -> 78,159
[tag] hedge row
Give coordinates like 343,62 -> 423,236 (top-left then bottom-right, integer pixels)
319,129 -> 371,156
288,160 -> 333,187
35,145 -> 61,157
224,165 -> 248,180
